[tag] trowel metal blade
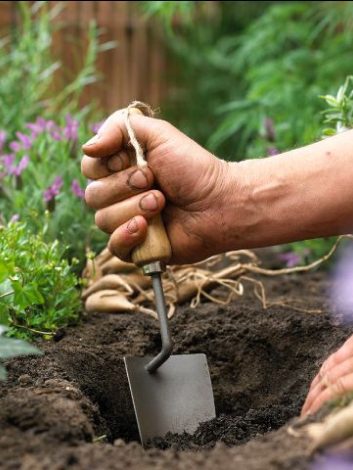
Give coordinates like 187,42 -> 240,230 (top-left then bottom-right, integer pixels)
124,353 -> 215,447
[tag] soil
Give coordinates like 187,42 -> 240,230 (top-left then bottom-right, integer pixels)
1,272 -> 352,469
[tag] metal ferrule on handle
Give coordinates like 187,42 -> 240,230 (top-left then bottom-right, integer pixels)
145,266 -> 173,373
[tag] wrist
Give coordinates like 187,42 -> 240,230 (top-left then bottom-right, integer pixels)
221,157 -> 289,251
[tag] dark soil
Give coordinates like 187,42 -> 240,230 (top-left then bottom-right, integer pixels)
0,272 -> 352,469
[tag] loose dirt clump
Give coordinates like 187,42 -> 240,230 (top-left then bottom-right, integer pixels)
0,272 -> 352,469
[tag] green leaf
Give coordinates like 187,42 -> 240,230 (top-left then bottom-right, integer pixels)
322,95 -> 339,107
12,282 -> 44,310
0,260 -> 10,283
0,336 -> 42,360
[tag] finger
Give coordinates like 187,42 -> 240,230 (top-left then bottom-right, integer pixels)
302,356 -> 353,416
82,110 -> 163,159
81,151 -> 131,180
305,372 -> 353,416
108,216 -> 148,262
303,355 -> 341,415
309,337 -> 353,393
95,190 -> 165,234
85,166 -> 154,210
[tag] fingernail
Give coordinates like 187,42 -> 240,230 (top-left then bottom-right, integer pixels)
84,135 -> 99,147
129,169 -> 148,189
127,217 -> 139,234
140,193 -> 158,211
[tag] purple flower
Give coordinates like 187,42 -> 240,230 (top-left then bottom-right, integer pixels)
43,176 -> 63,202
9,141 -> 22,153
2,154 -> 29,177
50,129 -> 63,141
311,453 -> 353,470
71,179 -> 85,199
0,130 -> 6,151
63,114 -> 79,141
16,132 -> 33,150
267,146 -> 279,156
330,245 -> 353,322
278,251 -> 302,267
26,118 -> 59,139
9,214 -> 19,223
2,154 -> 15,171
10,155 -> 29,177
91,121 -> 103,134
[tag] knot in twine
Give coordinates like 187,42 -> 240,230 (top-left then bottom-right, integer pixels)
123,101 -> 154,168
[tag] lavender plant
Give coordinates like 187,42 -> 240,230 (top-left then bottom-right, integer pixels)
0,115 -> 107,265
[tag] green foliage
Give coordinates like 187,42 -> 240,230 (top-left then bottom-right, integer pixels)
209,2 -> 353,159
142,1 -> 196,29
149,1 -> 353,160
0,222 -> 81,339
0,325 -> 42,380
142,1 -> 271,156
321,75 -> 353,136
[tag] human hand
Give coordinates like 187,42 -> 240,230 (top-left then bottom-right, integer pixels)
301,335 -> 353,416
82,109 -> 236,264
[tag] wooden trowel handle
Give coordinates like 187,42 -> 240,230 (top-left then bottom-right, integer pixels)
132,214 -> 172,267
127,107 -> 172,268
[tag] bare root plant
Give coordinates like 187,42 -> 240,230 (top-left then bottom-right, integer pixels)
82,235 -> 353,318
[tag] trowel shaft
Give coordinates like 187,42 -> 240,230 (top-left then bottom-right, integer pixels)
144,272 -> 173,373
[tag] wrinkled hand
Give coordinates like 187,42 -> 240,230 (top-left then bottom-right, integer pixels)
81,109 -> 234,264
302,335 -> 353,416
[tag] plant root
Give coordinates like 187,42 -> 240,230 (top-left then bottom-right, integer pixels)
82,235 -> 353,318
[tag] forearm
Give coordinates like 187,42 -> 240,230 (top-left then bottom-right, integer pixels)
226,130 -> 353,250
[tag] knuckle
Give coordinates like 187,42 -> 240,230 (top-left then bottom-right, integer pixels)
334,377 -> 347,396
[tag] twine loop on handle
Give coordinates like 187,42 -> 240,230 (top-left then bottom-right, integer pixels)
123,101 -> 154,168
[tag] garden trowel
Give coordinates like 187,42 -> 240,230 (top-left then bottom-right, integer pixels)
123,108 -> 215,447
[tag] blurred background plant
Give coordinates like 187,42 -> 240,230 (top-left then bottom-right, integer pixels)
143,1 -> 353,160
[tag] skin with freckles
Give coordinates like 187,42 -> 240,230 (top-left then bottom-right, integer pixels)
82,108 -> 353,417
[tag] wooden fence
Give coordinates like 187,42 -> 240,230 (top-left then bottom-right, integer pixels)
0,1 -> 168,112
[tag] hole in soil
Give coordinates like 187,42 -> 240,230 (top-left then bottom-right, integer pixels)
57,300 -> 350,450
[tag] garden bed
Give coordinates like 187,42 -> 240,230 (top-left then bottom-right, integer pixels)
0,272 -> 351,469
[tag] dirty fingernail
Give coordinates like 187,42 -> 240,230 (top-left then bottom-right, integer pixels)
129,169 -> 148,189
140,193 -> 158,211
127,218 -> 139,234
84,135 -> 99,147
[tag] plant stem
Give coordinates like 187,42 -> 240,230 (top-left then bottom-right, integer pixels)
0,291 -> 14,299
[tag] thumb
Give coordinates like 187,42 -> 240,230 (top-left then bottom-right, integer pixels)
82,109 -> 163,159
